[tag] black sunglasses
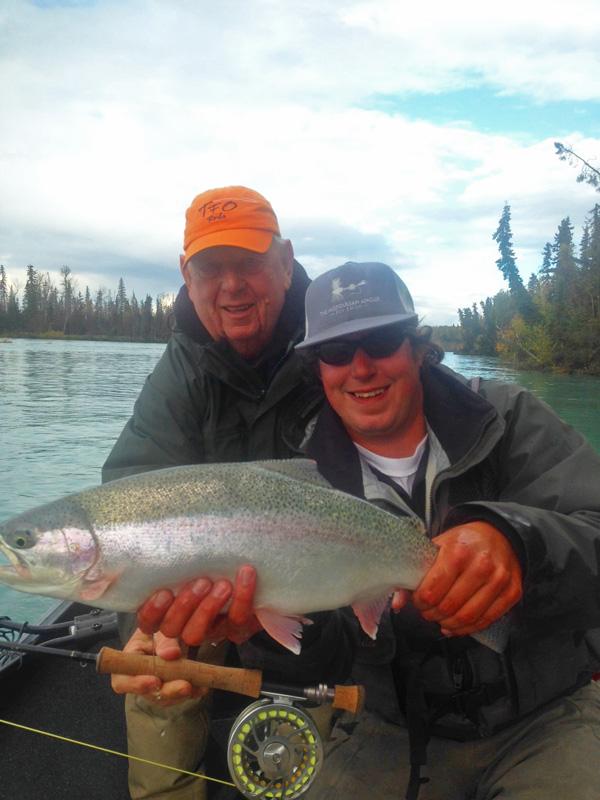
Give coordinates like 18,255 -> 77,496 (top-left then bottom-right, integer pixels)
316,326 -> 408,366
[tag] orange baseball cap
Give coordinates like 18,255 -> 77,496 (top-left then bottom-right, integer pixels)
183,186 -> 281,264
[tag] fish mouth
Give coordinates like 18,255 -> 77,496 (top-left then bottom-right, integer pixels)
0,546 -> 32,582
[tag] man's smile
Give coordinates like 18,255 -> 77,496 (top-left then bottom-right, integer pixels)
347,386 -> 389,400
222,303 -> 254,314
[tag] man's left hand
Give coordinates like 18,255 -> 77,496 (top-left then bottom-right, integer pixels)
410,521 -> 523,637
110,628 -> 208,706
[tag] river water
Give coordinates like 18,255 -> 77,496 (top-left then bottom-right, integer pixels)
1,338 -> 599,624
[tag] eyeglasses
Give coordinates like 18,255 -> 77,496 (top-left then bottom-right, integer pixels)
316,327 -> 408,366
190,255 -> 268,280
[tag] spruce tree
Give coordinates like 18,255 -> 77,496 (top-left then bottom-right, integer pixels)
492,204 -> 535,320
480,298 -> 497,355
527,273 -> 540,294
23,264 -> 42,333
61,266 -> 73,333
84,286 -> 94,334
539,243 -> 553,284
130,291 -> 140,339
492,204 -> 524,293
141,295 -> 153,339
7,286 -> 20,331
552,218 -> 579,308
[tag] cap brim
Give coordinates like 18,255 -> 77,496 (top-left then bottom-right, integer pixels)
184,228 -> 274,263
296,314 -> 419,349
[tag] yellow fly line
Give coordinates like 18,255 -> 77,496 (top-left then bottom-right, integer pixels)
0,717 -> 236,789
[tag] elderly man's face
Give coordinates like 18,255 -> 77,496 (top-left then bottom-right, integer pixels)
181,240 -> 294,359
319,336 -> 426,457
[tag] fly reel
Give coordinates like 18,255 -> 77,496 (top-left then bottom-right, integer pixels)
0,628 -> 364,800
227,697 -> 324,798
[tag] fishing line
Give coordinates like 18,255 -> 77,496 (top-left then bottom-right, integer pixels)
0,717 -> 236,789
0,627 -> 364,797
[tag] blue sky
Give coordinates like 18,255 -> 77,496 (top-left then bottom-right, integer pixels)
1,0 -> 600,324
363,90 -> 600,140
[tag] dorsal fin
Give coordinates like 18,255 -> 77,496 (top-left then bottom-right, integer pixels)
251,459 -> 334,489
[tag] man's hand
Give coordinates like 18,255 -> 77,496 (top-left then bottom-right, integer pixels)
137,565 -> 262,647
406,521 -> 522,637
110,628 -> 208,706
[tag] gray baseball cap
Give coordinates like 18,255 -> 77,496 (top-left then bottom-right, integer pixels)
296,261 -> 418,350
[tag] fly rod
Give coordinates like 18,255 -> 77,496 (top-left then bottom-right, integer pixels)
0,640 -> 364,714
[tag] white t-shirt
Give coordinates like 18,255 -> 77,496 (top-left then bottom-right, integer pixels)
354,435 -> 429,495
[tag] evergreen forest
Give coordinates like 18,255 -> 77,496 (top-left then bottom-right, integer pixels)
457,145 -> 600,374
0,265 -> 174,341
457,201 -> 600,374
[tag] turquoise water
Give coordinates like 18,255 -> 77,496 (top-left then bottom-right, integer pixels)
1,339 -> 599,624
0,338 -> 166,622
443,352 -> 600,454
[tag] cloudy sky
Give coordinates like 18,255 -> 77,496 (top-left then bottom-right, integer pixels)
2,0 -> 600,324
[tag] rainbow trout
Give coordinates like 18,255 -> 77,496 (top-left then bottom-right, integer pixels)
0,459 -> 508,653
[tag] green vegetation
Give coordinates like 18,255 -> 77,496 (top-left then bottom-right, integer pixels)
458,201 -> 600,373
0,265 -> 174,341
457,145 -> 600,374
431,325 -> 462,353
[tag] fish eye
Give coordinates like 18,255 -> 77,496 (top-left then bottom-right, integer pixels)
7,529 -> 38,549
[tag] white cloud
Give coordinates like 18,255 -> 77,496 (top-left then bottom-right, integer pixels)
1,0 -> 600,323
340,0 -> 600,101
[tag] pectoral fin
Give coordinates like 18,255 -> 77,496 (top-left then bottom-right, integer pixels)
351,596 -> 389,640
80,577 -> 114,602
255,609 -> 313,655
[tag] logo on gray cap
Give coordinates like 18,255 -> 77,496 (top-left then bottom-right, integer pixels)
297,262 -> 418,350
330,278 -> 367,301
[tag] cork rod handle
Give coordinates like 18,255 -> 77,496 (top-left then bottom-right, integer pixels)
331,684 -> 365,715
96,647 -> 263,698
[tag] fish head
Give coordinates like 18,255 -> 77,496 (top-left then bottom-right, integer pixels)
0,499 -> 98,598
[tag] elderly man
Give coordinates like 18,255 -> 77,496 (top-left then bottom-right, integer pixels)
147,261 -> 600,800
104,186 -> 331,800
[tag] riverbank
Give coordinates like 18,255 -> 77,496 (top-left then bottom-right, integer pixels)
456,348 -> 600,377
0,331 -> 168,344
4,331 -> 600,376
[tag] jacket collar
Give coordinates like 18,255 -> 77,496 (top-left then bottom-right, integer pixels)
306,402 -> 366,497
421,364 -> 503,467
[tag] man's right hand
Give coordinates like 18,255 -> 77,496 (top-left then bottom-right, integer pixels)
110,628 -> 209,706
137,565 -> 262,647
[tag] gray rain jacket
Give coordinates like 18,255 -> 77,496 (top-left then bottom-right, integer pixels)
304,362 -> 600,737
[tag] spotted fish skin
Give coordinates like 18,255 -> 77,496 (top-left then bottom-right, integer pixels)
0,459 -> 508,653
